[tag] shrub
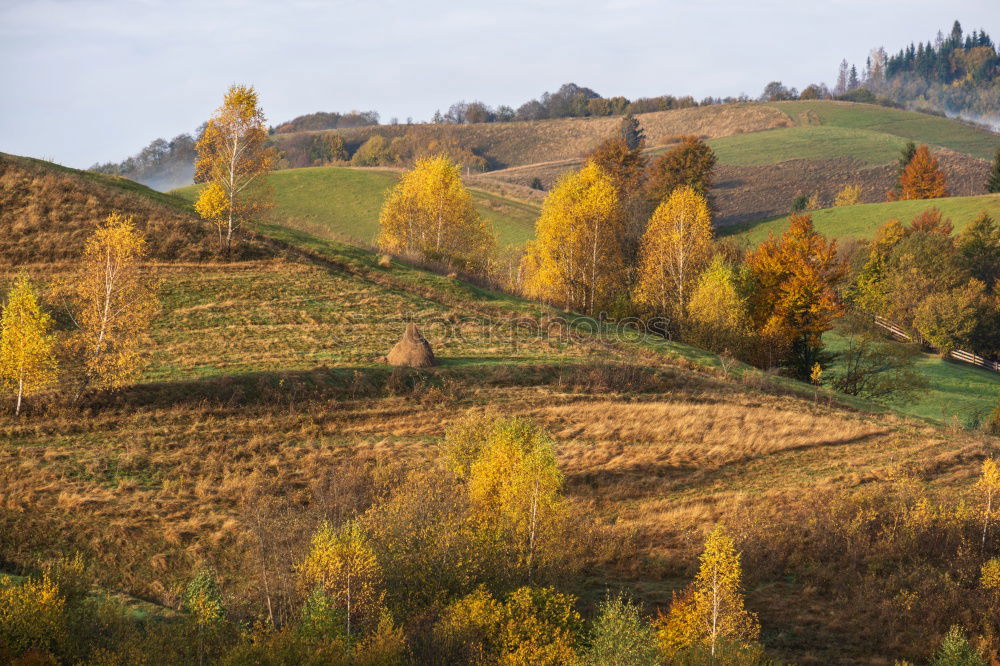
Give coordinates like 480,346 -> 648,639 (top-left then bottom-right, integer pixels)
0,573 -> 66,657
834,184 -> 862,207
929,626 -> 985,666
584,594 -> 658,666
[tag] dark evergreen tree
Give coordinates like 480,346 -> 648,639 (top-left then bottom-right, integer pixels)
618,113 -> 645,150
988,147 -> 1000,194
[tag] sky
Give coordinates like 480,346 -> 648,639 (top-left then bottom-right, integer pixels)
1,0 -> 998,169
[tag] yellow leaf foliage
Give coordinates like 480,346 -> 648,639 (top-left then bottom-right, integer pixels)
466,418 -> 565,577
0,573 -> 66,656
195,85 -> 276,251
298,520 -> 384,636
834,184 -> 862,207
521,162 -> 623,315
72,212 -> 158,391
633,185 -> 713,325
0,273 -> 58,414
657,525 -> 759,658
376,154 -> 495,271
686,255 -> 750,354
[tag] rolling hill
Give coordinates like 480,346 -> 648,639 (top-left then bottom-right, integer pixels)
172,166 -> 540,248
6,153 -> 1000,662
722,193 -> 1000,246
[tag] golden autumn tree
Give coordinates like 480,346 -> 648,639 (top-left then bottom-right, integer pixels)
298,520 -> 385,638
657,525 -> 759,660
899,145 -> 947,200
686,256 -> 751,355
71,213 -> 158,393
0,274 -> 58,415
747,214 -> 844,379
633,185 -> 714,330
521,162 -> 623,315
466,417 -> 565,581
376,154 -> 496,271
980,458 -> 1000,549
195,84 -> 276,253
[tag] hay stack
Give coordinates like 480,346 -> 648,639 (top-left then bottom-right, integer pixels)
386,323 -> 437,368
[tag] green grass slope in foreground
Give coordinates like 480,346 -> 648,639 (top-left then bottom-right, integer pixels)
723,193 -> 1000,246
709,125 -> 909,166
769,100 -> 1000,160
172,166 -> 540,248
823,329 -> 1000,425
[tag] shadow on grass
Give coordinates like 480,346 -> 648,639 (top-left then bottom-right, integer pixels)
78,359 -> 725,413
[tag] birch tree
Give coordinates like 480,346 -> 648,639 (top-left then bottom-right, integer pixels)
633,185 -> 713,329
0,274 -> 57,414
466,417 -> 565,581
376,154 -> 495,271
195,84 -> 276,253
981,458 -> 1000,549
71,212 -> 158,392
521,162 -> 623,315
298,520 -> 384,638
657,525 -> 759,659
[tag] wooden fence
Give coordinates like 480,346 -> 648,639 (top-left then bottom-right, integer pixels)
873,315 -> 1000,374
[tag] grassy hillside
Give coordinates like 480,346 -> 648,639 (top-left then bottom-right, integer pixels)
770,100 -> 1000,160
709,125 -> 908,166
7,154 -> 1000,662
173,166 -> 540,247
0,151 -> 251,263
722,193 -> 1000,246
824,330 -> 1000,424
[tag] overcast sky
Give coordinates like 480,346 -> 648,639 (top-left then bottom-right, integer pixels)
1,0 -> 997,168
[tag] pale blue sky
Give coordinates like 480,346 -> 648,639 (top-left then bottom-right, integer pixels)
1,0 -> 997,168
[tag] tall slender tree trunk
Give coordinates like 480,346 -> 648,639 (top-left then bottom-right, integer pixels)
15,376 -> 23,415
984,491 -> 993,550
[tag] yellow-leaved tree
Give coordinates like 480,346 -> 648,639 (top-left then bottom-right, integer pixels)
981,458 -> 1000,549
195,84 -> 276,253
657,525 -> 760,660
376,154 -> 496,271
71,213 -> 158,393
633,185 -> 713,330
464,417 -> 566,581
0,274 -> 58,415
298,520 -> 385,638
686,256 -> 751,356
521,162 -> 623,315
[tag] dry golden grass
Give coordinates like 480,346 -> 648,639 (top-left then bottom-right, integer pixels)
321,104 -> 790,170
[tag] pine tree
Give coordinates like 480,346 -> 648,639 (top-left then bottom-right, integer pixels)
0,274 -> 58,415
618,113 -> 645,151
899,145 -> 947,200
987,147 -> 1000,194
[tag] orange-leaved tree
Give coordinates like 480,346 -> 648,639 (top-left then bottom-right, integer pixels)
521,162 -> 623,315
377,154 -> 495,271
645,136 -> 717,204
0,274 -> 58,414
71,213 -> 158,392
899,145 -> 947,200
633,185 -> 714,331
747,213 -> 844,379
195,84 -> 276,253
